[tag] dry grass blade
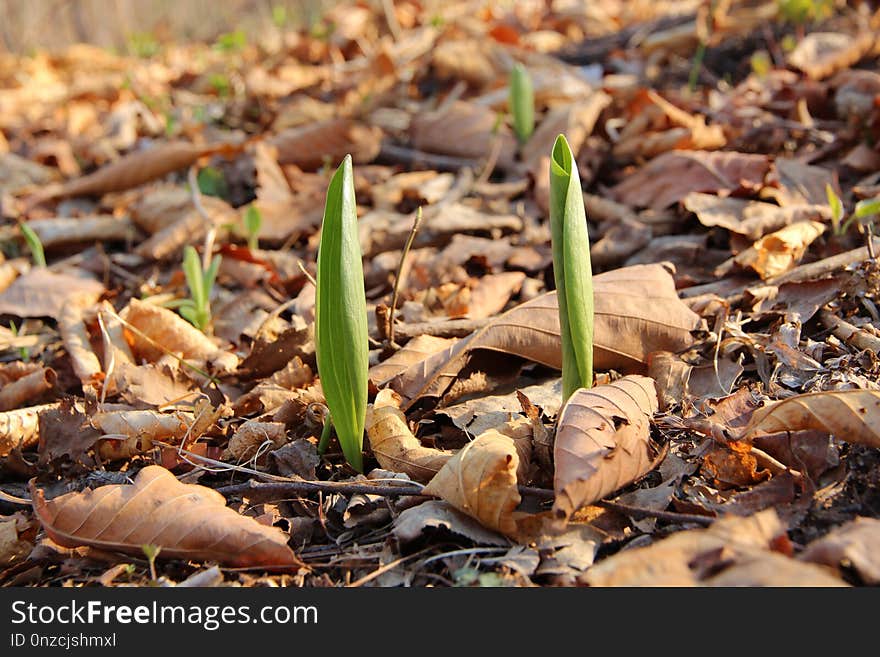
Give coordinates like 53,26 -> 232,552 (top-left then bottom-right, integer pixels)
553,375 -> 659,521
743,390 -> 880,448
30,465 -> 303,569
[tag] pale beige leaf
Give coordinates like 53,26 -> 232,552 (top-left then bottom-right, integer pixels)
799,517 -> 880,584
423,430 -> 521,537
120,299 -> 238,372
553,375 -> 659,520
703,551 -> 847,587
369,335 -> 456,388
743,389 -> 880,448
365,388 -> 453,482
684,192 -> 831,240
733,221 -> 826,279
788,31 -> 877,80
610,150 -> 770,210
0,268 -> 104,320
30,465 -> 302,568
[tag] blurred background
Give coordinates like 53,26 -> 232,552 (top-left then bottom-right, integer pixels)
0,0 -> 332,53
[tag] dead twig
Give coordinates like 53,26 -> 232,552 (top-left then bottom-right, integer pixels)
386,207 -> 423,347
597,500 -> 715,526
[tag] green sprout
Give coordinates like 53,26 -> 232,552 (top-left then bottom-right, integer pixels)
826,183 -> 844,235
19,223 -> 46,268
244,205 -> 262,251
197,165 -> 227,198
509,63 -> 534,145
315,155 -> 369,472
9,321 -> 30,361
777,0 -> 833,25
214,29 -> 247,53
141,544 -> 161,582
549,134 -> 594,402
272,5 -> 288,28
170,246 -> 222,333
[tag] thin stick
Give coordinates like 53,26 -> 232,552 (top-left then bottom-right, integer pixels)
387,207 -> 423,346
597,500 -> 715,526
217,478 -> 428,500
187,165 -> 217,270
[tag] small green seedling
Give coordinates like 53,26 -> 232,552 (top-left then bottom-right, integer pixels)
826,183 -> 844,235
315,155 -> 369,472
171,245 -> 221,333
509,63 -> 535,145
19,223 -> 46,268
549,134 -> 594,402
141,544 -> 161,582
244,205 -> 262,251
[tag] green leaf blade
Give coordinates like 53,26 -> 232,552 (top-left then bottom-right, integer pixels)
316,154 -> 369,472
549,134 -> 594,401
509,63 -> 535,145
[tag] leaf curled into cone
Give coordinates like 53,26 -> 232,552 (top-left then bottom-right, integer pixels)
549,134 -> 595,401
316,154 -> 369,472
30,466 -> 303,569
553,375 -> 659,521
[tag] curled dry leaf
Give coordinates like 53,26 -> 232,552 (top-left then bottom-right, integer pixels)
30,465 -> 303,569
610,150 -> 770,210
0,404 -> 54,457
727,221 -> 826,279
34,140 -> 243,201
743,389 -> 880,448
120,299 -> 238,373
553,375 -> 659,521
788,31 -> 877,81
422,430 -> 522,537
799,517 -> 880,584
223,421 -> 288,462
386,263 -> 701,407
0,366 -> 55,411
364,388 -> 453,483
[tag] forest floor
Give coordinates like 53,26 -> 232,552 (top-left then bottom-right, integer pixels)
1,0 -> 880,587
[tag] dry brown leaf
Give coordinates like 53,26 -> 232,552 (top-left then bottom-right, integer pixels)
410,101 -> 517,167
702,551 -> 848,587
743,389 -> 880,448
269,118 -> 382,170
0,404 -> 54,457
30,465 -> 303,569
365,388 -> 453,483
422,430 -> 522,537
733,221 -> 826,279
393,500 -> 510,546
444,272 -> 526,319
610,150 -> 770,210
35,140 -> 242,201
120,299 -> 238,373
799,517 -> 880,584
684,192 -> 831,240
701,440 -> 771,489
764,158 -> 835,207
0,514 -> 35,567
553,375 -> 659,520
385,263 -> 702,406
0,267 -> 104,320
788,31 -> 877,80
222,421 -> 288,462
582,509 -> 814,586
369,335 -> 456,387
0,366 -> 55,411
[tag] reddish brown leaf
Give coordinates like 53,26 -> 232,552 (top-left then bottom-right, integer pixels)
269,118 -> 382,170
30,465 -> 303,569
553,375 -> 660,520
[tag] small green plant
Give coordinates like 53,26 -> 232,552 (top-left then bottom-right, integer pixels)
750,51 -> 772,79
509,63 -> 534,145
549,134 -> 594,402
207,73 -> 232,98
272,5 -> 288,28
197,166 -> 228,198
9,321 -> 29,361
315,155 -> 369,472
170,246 -> 222,332
244,205 -> 262,251
777,0 -> 833,25
214,29 -> 247,53
126,32 -> 161,58
19,223 -> 46,268
141,544 -> 161,582
826,183 -> 844,235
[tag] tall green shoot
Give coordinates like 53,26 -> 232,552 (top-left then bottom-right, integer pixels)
549,135 -> 594,402
20,223 -> 46,268
509,63 -> 534,145
315,155 -> 369,472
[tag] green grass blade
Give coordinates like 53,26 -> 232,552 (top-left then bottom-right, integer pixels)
182,246 -> 205,309
316,155 -> 368,472
20,223 -> 46,268
854,198 -> 880,220
549,134 -> 594,401
509,63 -> 534,145
825,183 -> 843,234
